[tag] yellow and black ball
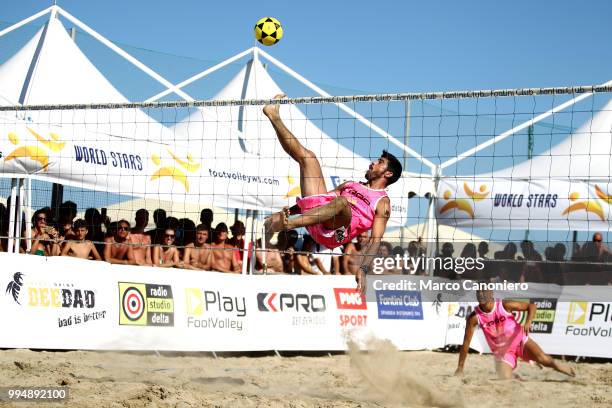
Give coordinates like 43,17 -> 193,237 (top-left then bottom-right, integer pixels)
254,17 -> 283,46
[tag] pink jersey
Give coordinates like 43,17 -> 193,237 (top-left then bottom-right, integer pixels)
296,181 -> 388,249
338,182 -> 388,236
475,300 -> 529,368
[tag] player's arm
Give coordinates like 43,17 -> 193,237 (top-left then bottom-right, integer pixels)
144,238 -> 153,265
183,246 -> 194,269
356,197 -> 391,292
295,253 -> 317,274
230,249 -> 240,273
330,181 -> 350,195
202,247 -> 212,270
455,312 -> 479,376
503,299 -> 537,335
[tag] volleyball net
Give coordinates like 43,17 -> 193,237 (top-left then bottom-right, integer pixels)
0,85 -> 611,280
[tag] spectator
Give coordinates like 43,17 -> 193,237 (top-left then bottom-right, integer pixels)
178,218 -> 196,249
147,208 -> 166,245
387,246 -> 405,274
61,219 -> 102,260
104,220 -> 134,265
491,242 -> 518,282
520,240 -> 543,283
57,217 -> 76,245
478,241 -> 489,259
128,209 -> 152,266
30,209 -> 60,256
183,224 -> 212,270
85,208 -> 105,255
295,235 -> 325,275
277,229 -> 298,273
165,217 -> 180,236
200,208 -> 214,243
342,232 -> 370,275
228,220 -> 246,268
210,222 -> 240,273
373,241 -> 394,275
255,238 -> 284,273
581,233 -> 610,285
461,243 -> 477,258
152,228 -> 180,267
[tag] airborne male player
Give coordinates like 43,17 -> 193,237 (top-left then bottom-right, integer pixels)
263,94 -> 402,290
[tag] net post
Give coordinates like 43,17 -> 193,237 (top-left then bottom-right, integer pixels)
7,178 -> 18,253
241,210 -> 252,275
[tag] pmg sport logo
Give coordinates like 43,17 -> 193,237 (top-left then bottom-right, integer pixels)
334,288 -> 368,328
257,292 -> 326,312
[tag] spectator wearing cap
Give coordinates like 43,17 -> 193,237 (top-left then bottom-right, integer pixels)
211,222 -> 240,273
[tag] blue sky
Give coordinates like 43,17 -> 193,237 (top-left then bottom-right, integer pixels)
1,1 -> 611,246
1,0 -> 610,94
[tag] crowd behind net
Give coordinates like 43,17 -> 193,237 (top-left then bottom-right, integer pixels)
0,86 -> 611,284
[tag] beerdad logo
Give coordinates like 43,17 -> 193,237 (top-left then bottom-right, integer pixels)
376,290 -> 423,320
118,282 -> 174,327
6,272 -> 95,308
565,302 -> 612,337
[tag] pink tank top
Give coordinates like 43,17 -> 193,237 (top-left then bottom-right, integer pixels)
338,182 -> 388,234
474,299 -> 525,356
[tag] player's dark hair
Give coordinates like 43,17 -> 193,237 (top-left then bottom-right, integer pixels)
381,150 -> 402,186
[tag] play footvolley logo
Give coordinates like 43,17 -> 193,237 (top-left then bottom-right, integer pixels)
185,288 -> 246,331
118,282 -> 174,326
376,290 -> 423,320
513,298 -> 557,334
565,302 -> 612,338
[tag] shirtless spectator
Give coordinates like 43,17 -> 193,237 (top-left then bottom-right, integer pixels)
128,209 -> 152,266
152,228 -> 180,267
342,231 -> 369,275
228,220 -> 246,268
210,223 -> 240,273
104,220 -> 134,265
200,208 -> 214,243
61,219 -> 102,260
295,235 -> 325,275
255,238 -> 284,273
30,209 -> 60,256
183,224 -> 212,270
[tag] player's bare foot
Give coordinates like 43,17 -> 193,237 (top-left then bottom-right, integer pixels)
263,93 -> 286,119
264,210 -> 288,234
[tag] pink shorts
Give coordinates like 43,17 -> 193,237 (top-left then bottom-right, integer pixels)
296,194 -> 358,249
497,336 -> 531,369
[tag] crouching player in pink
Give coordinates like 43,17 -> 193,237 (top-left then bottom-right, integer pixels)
455,289 -> 575,379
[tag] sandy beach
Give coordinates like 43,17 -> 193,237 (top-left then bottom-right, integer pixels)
1,342 -> 610,408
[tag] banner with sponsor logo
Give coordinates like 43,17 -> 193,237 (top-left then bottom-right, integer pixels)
0,253 -> 444,351
0,120 -> 417,226
437,178 -> 612,230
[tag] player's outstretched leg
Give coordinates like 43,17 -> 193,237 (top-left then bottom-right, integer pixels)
263,94 -> 330,236
522,339 -> 575,377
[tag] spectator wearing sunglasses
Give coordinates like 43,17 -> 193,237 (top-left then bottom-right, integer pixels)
104,220 -> 135,265
29,209 -> 60,256
152,228 -> 180,267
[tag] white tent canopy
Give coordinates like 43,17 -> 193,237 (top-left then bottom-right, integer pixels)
436,97 -> 612,231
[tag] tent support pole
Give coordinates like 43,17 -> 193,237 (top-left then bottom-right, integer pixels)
0,6 -> 54,39
57,7 -> 194,101
7,178 -> 18,253
425,166 -> 441,275
241,210 -> 252,275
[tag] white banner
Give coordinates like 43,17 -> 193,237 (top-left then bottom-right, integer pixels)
0,253 -> 444,351
437,178 -> 612,230
0,120 -> 415,226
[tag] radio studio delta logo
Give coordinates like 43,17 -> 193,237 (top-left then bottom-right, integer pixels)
118,282 -> 174,327
5,272 -> 105,328
257,292 -> 327,326
565,302 -> 612,337
185,288 -> 246,331
334,288 -> 368,328
512,298 -> 557,334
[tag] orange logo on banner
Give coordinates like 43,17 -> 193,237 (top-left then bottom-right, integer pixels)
4,128 -> 66,172
150,148 -> 200,192
439,183 -> 489,219
561,192 -> 605,221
